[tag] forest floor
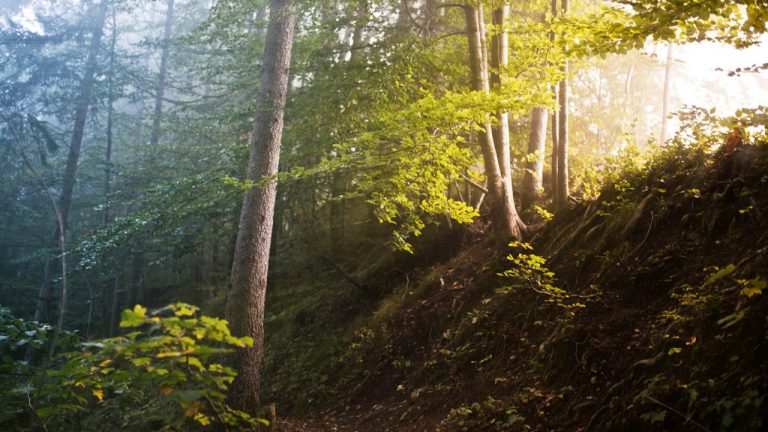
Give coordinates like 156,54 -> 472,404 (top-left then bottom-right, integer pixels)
277,417 -> 344,432
263,142 -> 768,432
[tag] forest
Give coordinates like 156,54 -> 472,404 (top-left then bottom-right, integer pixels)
1,0 -> 767,430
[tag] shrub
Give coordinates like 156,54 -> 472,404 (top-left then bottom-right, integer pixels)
1,303 -> 263,431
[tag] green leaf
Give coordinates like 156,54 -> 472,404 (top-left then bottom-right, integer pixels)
703,264 -> 736,286
120,305 -> 148,328
741,279 -> 765,297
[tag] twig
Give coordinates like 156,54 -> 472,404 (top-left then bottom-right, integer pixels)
400,270 -> 410,299
460,172 -> 488,193
27,391 -> 49,432
622,210 -> 654,261
644,395 -> 712,432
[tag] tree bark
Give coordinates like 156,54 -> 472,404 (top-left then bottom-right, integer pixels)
59,0 -> 109,230
660,43 -> 673,144
127,251 -> 142,307
102,10 -> 118,338
522,107 -> 548,210
464,5 -> 524,242
2,114 -> 67,359
549,0 -> 559,200
490,5 -> 511,193
104,10 -> 116,225
555,0 -> 570,210
33,0 -> 109,326
226,0 -> 296,413
551,87 -> 559,198
109,276 -> 120,337
149,0 -> 174,147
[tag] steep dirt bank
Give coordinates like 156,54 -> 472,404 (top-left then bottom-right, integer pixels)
265,140 -> 768,431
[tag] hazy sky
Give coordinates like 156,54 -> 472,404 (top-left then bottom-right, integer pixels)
665,37 -> 768,115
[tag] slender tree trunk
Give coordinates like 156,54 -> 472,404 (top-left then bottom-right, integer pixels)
596,68 -> 603,152
85,280 -> 94,340
555,0 -> 570,210
549,0 -> 559,200
349,1 -> 367,59
133,5 -> 158,144
32,0 -> 109,327
464,5 -> 524,242
550,0 -> 558,201
522,107 -> 548,210
109,276 -> 120,337
127,252 -> 142,307
226,0 -> 296,413
551,87 -> 559,198
660,43 -> 673,144
329,166 -> 346,255
104,10 -> 116,224
34,255 -> 53,324
1,114 -> 67,359
149,0 -> 174,147
102,11 -> 118,337
490,5 -> 511,195
60,0 -> 109,229
101,279 -> 111,336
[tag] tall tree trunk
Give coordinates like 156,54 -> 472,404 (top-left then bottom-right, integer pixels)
109,276 -> 120,337
555,0 -> 570,210
127,252 -> 142,307
59,0 -> 109,230
149,0 -> 175,147
660,43 -> 673,144
464,5 -> 524,243
102,10 -> 118,337
2,114 -> 67,360
226,0 -> 296,413
329,160 -> 346,256
522,107 -> 548,210
104,10 -> 116,225
549,0 -> 559,200
490,5 -> 511,196
33,0 -> 109,326
34,254 -> 53,324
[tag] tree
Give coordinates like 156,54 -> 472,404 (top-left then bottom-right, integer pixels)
149,0 -> 175,147
330,0 -> 369,256
464,3 -> 526,242
554,0 -> 569,210
659,43 -> 673,144
32,0 -> 110,331
522,107 -> 548,210
225,0 -> 297,413
549,0 -> 559,202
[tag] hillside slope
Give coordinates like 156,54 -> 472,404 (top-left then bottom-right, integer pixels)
264,138 -> 768,431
